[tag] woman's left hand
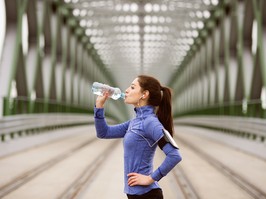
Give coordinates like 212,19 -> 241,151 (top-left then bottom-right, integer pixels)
127,173 -> 155,186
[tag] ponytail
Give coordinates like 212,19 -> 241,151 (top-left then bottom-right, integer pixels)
137,75 -> 174,136
156,87 -> 174,136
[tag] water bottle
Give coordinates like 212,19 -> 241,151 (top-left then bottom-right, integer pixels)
91,82 -> 125,100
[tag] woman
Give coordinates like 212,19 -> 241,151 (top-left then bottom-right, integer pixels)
94,75 -> 182,199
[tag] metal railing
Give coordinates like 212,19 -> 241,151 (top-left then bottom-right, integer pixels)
2,97 -> 93,116
0,97 -> 118,142
1,96 -> 119,121
174,115 -> 266,143
0,113 -> 94,142
174,99 -> 266,119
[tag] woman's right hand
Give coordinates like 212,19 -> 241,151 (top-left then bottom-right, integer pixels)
95,92 -> 109,108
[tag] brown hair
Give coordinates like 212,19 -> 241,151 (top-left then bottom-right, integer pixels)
137,75 -> 174,136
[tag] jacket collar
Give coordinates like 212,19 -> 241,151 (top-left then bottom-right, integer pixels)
134,105 -> 155,118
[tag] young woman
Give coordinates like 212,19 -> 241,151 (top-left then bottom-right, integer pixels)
94,75 -> 182,199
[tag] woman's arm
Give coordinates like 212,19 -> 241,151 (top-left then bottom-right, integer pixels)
94,92 -> 129,138
142,117 -> 182,180
126,137 -> 182,186
127,119 -> 182,186
94,107 -> 130,139
151,143 -> 182,181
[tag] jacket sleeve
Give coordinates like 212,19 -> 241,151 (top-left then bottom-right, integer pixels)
151,142 -> 182,181
94,107 -> 130,139
143,117 -> 182,181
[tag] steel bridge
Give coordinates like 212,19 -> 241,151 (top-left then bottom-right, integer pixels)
0,0 -> 265,199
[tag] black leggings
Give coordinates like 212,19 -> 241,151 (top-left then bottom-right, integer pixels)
127,188 -> 163,199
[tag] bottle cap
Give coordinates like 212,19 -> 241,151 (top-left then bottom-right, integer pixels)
120,93 -> 126,99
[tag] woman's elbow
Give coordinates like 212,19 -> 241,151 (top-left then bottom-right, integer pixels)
171,150 -> 182,165
95,124 -> 109,139
175,154 -> 182,164
96,133 -> 106,139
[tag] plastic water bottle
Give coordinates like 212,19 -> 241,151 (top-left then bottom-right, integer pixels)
91,82 -> 125,100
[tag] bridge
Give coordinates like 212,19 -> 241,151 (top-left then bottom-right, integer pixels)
0,0 -> 265,198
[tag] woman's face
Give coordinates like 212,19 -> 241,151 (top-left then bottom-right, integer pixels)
124,78 -> 143,106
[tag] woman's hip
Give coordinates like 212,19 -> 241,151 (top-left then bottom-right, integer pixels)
127,188 -> 163,199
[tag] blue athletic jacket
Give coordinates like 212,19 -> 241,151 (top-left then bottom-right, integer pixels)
94,105 -> 182,195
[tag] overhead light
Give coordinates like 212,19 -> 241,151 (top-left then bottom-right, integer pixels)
190,21 -> 197,29
166,17 -> 172,23
196,11 -> 203,18
151,26 -> 157,33
118,16 -> 124,23
115,4 -> 122,11
85,29 -> 95,36
192,30 -> 199,37
153,4 -> 160,12
130,3 -> 138,12
144,3 -> 153,12
80,9 -> 87,17
123,4 -> 130,12
87,20 -> 93,27
73,8 -> 80,16
189,12 -> 195,18
133,25 -> 140,32
211,0 -> 219,6
180,30 -> 186,37
125,15 -> 131,23
186,30 -> 192,37
132,15 -> 139,23
197,21 -> 204,29
203,10 -> 211,18
144,15 -> 152,24
80,19 -> 86,27
159,16 -> 165,23
157,26 -> 163,33
144,25 -> 151,33
161,5 -> 168,12
203,0 -> 211,5
152,16 -> 158,23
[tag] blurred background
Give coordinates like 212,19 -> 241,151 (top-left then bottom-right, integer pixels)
0,0 -> 265,198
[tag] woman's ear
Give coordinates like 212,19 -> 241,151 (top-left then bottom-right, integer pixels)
142,90 -> 149,99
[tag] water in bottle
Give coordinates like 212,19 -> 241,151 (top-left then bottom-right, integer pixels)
91,82 -> 125,100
